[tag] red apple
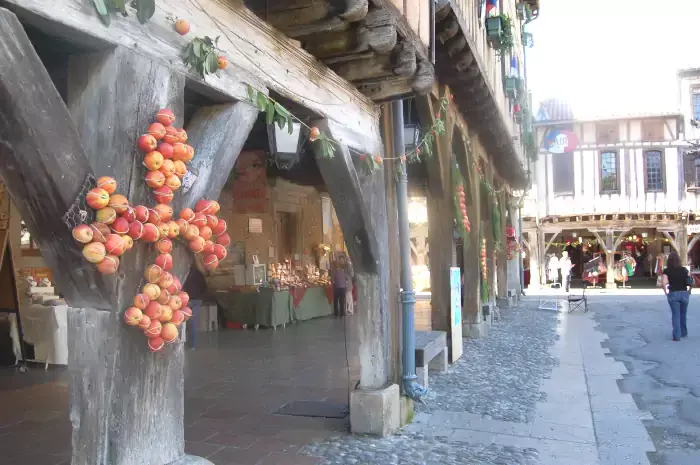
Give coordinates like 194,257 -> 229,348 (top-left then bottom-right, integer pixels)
96,255 -> 120,274
216,233 -> 231,247
90,223 -> 110,243
145,170 -> 166,189
211,219 -> 227,236
141,223 -> 160,243
105,234 -> 126,256
110,217 -> 130,235
86,188 -> 110,210
147,122 -> 166,140
203,254 -> 219,271
134,205 -> 150,223
155,108 -> 175,127
156,238 -> 173,254
213,244 -> 227,261
128,220 -> 144,240
123,307 -> 143,326
133,293 -> 150,310
97,176 -> 118,194
155,253 -> 173,271
137,134 -> 158,153
72,224 -> 94,244
189,236 -> 205,253
179,208 -> 195,223
158,142 -> 174,160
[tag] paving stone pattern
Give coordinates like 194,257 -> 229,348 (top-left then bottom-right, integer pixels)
303,431 -> 540,465
417,306 -> 559,423
589,295 -> 700,465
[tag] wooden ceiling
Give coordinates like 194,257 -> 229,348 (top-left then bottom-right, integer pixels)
243,0 -> 435,102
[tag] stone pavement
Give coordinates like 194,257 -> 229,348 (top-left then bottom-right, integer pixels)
304,300 -> 657,465
589,294 -> 700,465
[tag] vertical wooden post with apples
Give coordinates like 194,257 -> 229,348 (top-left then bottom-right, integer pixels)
0,9 -> 257,465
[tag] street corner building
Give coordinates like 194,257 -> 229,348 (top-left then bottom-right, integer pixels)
0,0 -> 538,463
523,86 -> 700,290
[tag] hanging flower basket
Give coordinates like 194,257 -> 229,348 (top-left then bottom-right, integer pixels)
522,31 -> 534,48
486,17 -> 503,46
516,3 -> 526,20
504,77 -> 518,99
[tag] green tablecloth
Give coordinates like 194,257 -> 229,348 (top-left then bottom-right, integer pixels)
216,286 -> 332,328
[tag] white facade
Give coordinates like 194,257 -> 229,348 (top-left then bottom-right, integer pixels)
524,115 -> 685,219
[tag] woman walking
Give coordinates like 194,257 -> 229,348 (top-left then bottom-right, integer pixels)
661,251 -> 691,341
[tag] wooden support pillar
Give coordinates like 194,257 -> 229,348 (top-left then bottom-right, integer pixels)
310,118 -> 390,390
454,129 -> 483,336
680,225 -> 689,267
415,90 -> 456,333
68,47 -> 257,465
496,190 -> 507,298
0,17 -> 257,464
380,103 -> 401,385
525,230 -> 541,289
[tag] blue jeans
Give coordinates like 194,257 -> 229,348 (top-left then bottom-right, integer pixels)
186,300 -> 202,349
667,291 -> 689,340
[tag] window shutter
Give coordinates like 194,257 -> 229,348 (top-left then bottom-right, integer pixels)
684,153 -> 697,190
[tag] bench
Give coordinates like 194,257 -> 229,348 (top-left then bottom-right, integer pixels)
415,330 -> 448,388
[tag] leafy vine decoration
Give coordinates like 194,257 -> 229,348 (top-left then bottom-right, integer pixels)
92,0 -> 155,26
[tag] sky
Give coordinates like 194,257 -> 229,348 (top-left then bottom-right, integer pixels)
526,0 -> 700,119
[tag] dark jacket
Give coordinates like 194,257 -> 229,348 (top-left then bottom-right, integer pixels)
183,267 -> 207,300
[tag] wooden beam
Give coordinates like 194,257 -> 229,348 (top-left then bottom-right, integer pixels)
371,0 -> 430,63
355,59 -> 434,102
4,0 -> 381,150
0,8 -> 113,309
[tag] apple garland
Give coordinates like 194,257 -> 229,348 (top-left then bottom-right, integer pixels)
72,108 -> 232,352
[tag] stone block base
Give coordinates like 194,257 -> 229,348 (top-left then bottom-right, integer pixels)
350,384 -> 400,436
168,455 -> 215,465
399,396 -> 414,427
496,297 -> 511,309
605,281 -> 617,289
463,320 -> 489,339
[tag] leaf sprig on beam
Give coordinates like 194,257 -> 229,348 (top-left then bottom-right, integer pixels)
92,0 -> 155,26
183,36 -> 223,79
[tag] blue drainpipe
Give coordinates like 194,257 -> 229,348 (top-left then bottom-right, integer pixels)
392,99 -> 428,402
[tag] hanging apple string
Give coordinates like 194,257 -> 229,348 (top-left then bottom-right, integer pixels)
71,109 -> 231,352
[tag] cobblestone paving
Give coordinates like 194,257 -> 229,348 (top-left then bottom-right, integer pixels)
302,305 -> 559,465
303,431 -> 540,465
417,306 -> 559,423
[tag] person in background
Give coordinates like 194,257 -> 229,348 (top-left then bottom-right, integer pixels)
332,254 -> 349,318
560,250 -> 573,292
182,265 -> 207,349
661,251 -> 692,341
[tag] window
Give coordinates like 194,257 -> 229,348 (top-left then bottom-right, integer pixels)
641,119 -> 665,141
693,89 -> 700,121
644,150 -> 664,192
596,122 -> 619,144
552,152 -> 574,195
695,159 -> 700,187
600,151 -> 619,193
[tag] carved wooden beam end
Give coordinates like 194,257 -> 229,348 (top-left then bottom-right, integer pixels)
433,6 -> 527,189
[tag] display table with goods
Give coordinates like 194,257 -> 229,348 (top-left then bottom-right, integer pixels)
216,285 -> 332,329
217,261 -> 333,328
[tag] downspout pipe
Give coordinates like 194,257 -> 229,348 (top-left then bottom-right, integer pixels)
393,99 -> 428,403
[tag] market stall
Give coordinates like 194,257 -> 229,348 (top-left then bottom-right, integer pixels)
216,284 -> 332,329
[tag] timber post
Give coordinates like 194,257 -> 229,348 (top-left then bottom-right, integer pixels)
496,188 -> 508,298
456,129 -> 486,338
0,12 -> 259,464
310,118 -> 399,436
416,91 -> 457,333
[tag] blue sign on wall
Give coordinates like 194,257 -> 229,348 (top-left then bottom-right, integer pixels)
450,267 -> 461,327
